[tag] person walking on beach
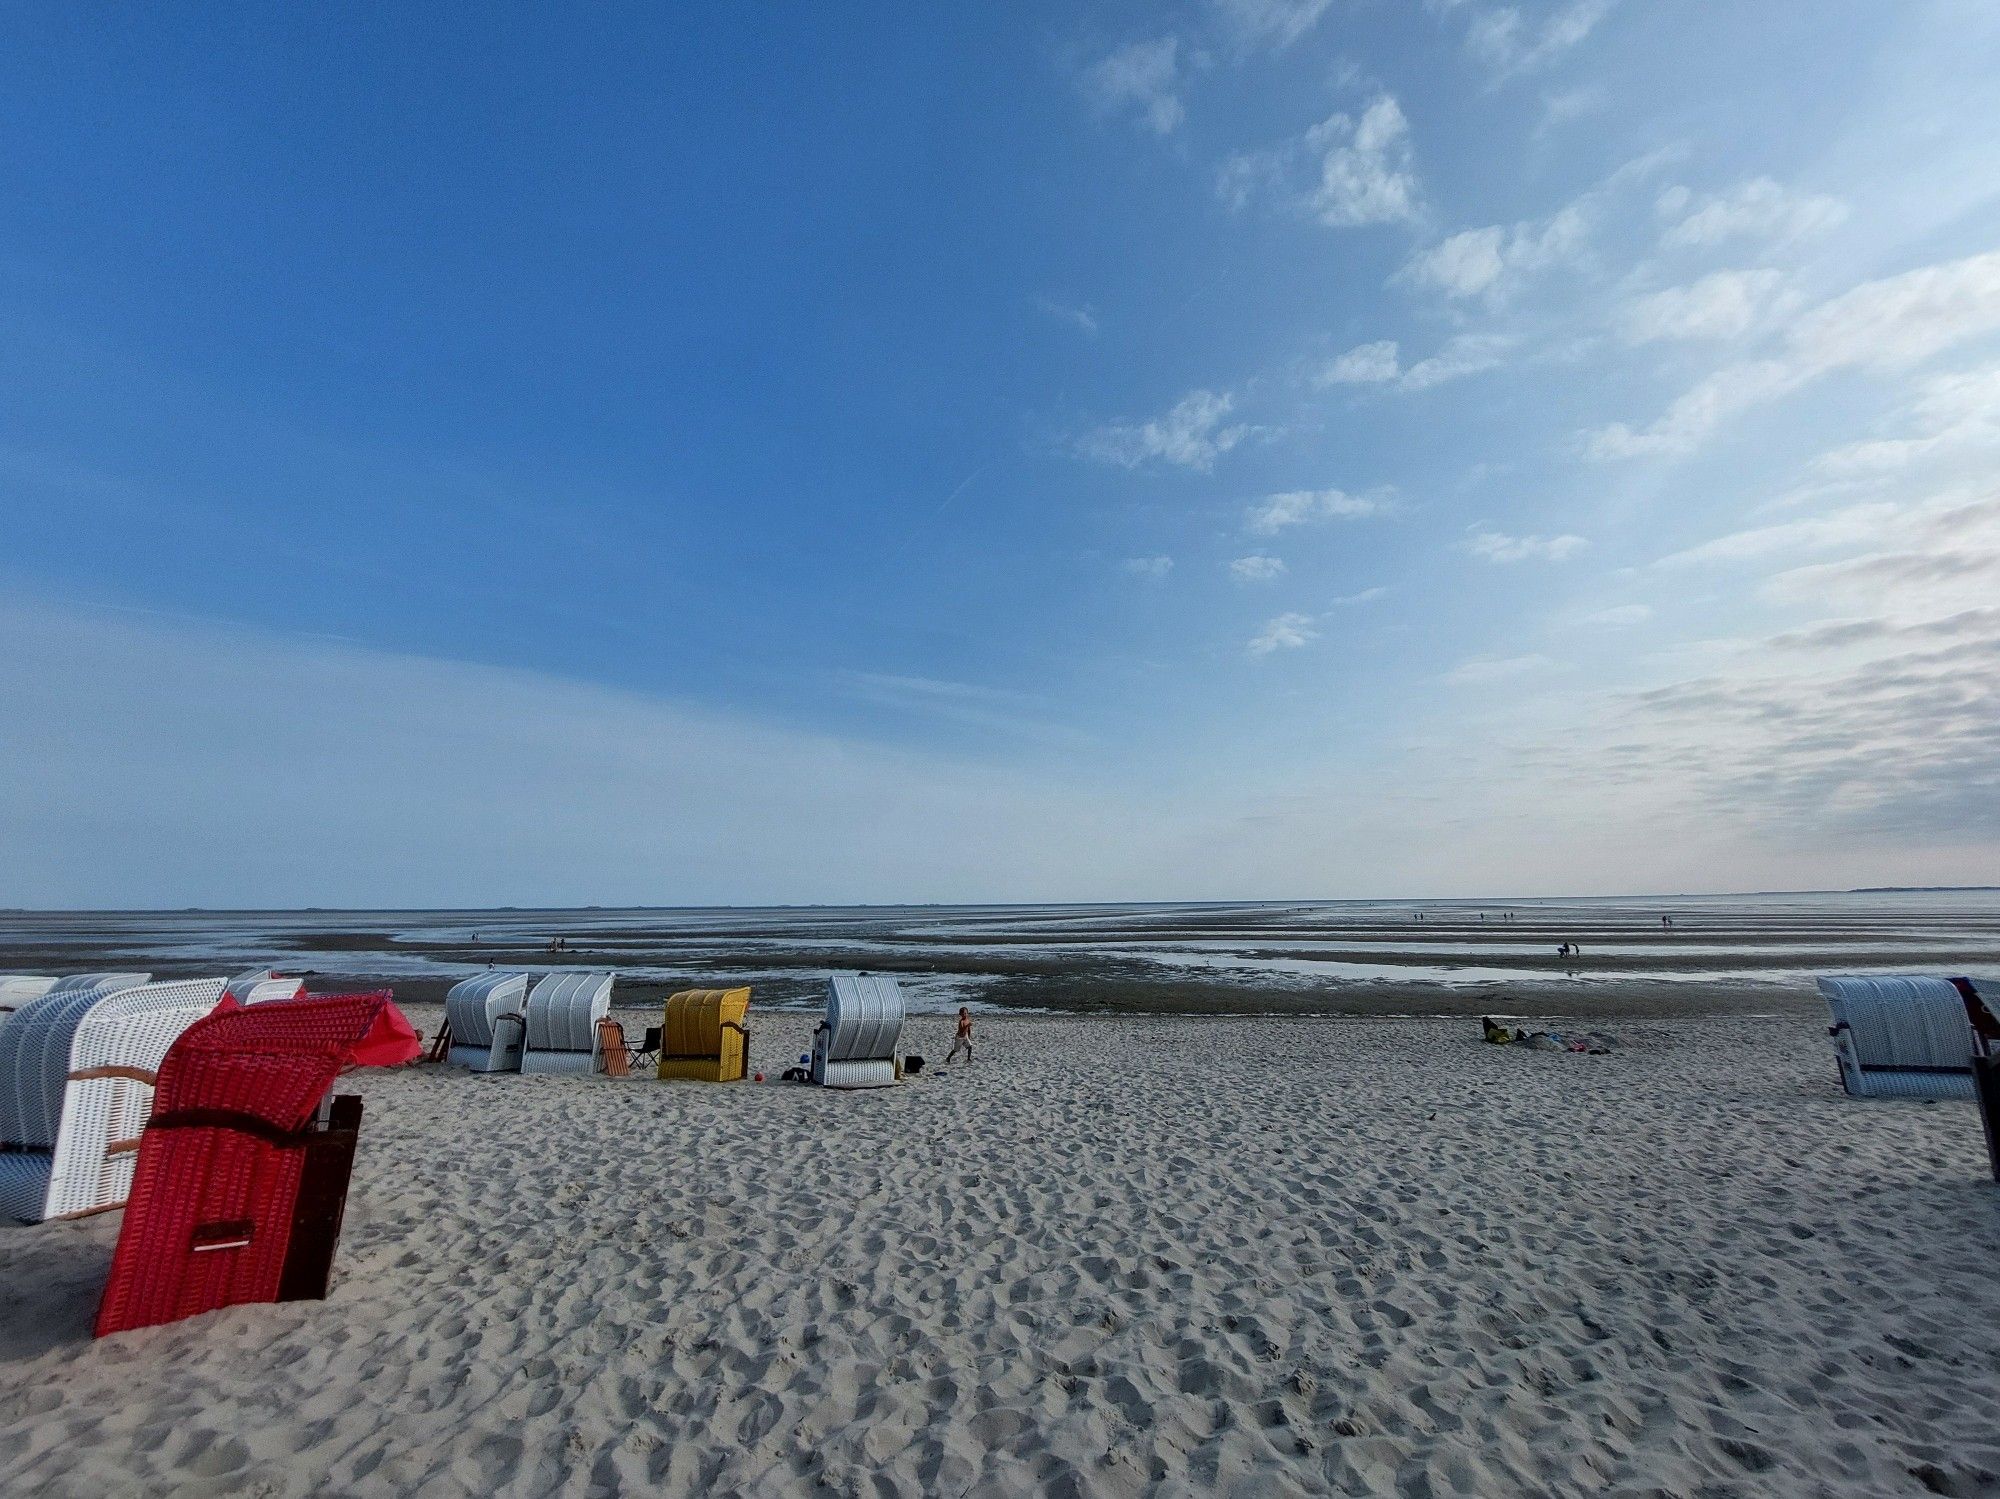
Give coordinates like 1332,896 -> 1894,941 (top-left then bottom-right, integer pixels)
946,1006 -> 974,1065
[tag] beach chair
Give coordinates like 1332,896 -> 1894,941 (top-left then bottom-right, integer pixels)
521,971 -> 615,1075
1,971 -> 153,1017
0,976 -> 60,1016
93,991 -> 421,1337
657,987 -> 752,1082
225,968 -> 307,1004
810,974 -> 904,1089
443,972 -> 531,1072
52,972 -> 153,995
0,977 -> 226,1223
1817,975 -> 1985,1100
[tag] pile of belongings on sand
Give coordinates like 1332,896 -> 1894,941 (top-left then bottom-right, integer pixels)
1482,1015 -> 1613,1054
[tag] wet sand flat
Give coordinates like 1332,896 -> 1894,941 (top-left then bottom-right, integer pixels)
4,891 -> 1998,1018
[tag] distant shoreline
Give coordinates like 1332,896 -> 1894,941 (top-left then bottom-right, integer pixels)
4,886 -> 2000,916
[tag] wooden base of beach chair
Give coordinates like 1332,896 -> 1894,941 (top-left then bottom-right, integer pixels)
277,1095 -> 363,1303
423,1023 -> 452,1065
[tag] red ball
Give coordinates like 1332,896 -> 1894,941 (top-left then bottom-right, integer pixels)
753,1072 -> 764,1083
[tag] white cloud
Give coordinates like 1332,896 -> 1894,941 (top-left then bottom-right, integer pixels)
1229,554 -> 1288,582
1620,268 -> 1793,343
1814,365 -> 2000,475
1538,85 -> 1605,133
1589,250 -> 2000,458
1788,251 -> 2000,371
1400,334 -> 1511,390
1084,38 -> 1185,135
1321,335 -> 1509,391
1210,0 -> 1335,50
1399,204 -> 1588,301
1661,491 -> 2000,620
1219,95 -> 1421,228
1035,297 -> 1100,337
1658,178 -> 1847,250
1586,360 -> 1794,459
1466,527 -> 1589,562
1398,149 -> 1676,305
1246,487 -> 1392,534
1332,586 -> 1388,605
1613,617 -> 2000,844
1122,555 -> 1175,580
1768,547 -> 2000,610
1655,487 -> 2000,623
1079,389 -> 1247,470
1321,340 -> 1401,385
1579,604 -> 1652,626
1311,96 -> 1421,227
1658,502 -> 1903,567
1445,652 -> 1555,685
1462,0 -> 1614,79
1248,612 -> 1319,655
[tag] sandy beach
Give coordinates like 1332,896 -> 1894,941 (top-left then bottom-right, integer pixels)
4,1010 -> 1998,1497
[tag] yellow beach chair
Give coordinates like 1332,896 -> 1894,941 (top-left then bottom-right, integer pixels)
656,987 -> 752,1082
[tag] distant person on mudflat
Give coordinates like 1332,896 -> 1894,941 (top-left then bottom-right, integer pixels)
946,1006 -> 974,1065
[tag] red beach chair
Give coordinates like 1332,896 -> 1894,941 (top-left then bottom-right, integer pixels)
93,991 -> 420,1337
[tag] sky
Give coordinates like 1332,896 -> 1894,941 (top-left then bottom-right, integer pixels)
4,1 -> 2000,906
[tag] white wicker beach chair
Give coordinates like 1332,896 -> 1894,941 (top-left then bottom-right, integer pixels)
225,968 -> 307,1003
0,976 -> 61,1015
50,973 -> 153,995
444,972 -> 531,1072
520,972 -> 616,1075
811,974 -> 905,1089
0,977 -> 226,1222
1817,975 -> 1984,1100
2,973 -> 152,1019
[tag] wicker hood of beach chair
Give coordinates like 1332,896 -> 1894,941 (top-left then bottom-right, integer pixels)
0,977 -> 225,1223
811,974 -> 905,1089
657,987 -> 753,1082
1817,975 -> 1985,1100
0,976 -> 61,1015
224,969 -> 308,1004
520,971 -> 615,1075
93,990 -> 420,1338
443,971 -> 531,1072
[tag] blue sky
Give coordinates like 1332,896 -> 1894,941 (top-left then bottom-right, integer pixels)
5,1 -> 2000,905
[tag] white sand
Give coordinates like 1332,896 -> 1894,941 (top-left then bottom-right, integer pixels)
3,1012 -> 1999,1497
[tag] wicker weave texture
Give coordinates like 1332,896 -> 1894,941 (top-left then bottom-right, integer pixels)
93,991 -> 414,1337
1818,975 -> 1982,1100
521,972 -> 613,1074
0,978 -> 226,1222
444,972 -> 530,1071
657,987 -> 751,1082
810,975 -> 904,1089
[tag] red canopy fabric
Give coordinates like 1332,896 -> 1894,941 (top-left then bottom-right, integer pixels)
347,1002 -> 421,1069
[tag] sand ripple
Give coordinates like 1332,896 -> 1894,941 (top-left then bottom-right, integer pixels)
3,1013 -> 1999,1496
